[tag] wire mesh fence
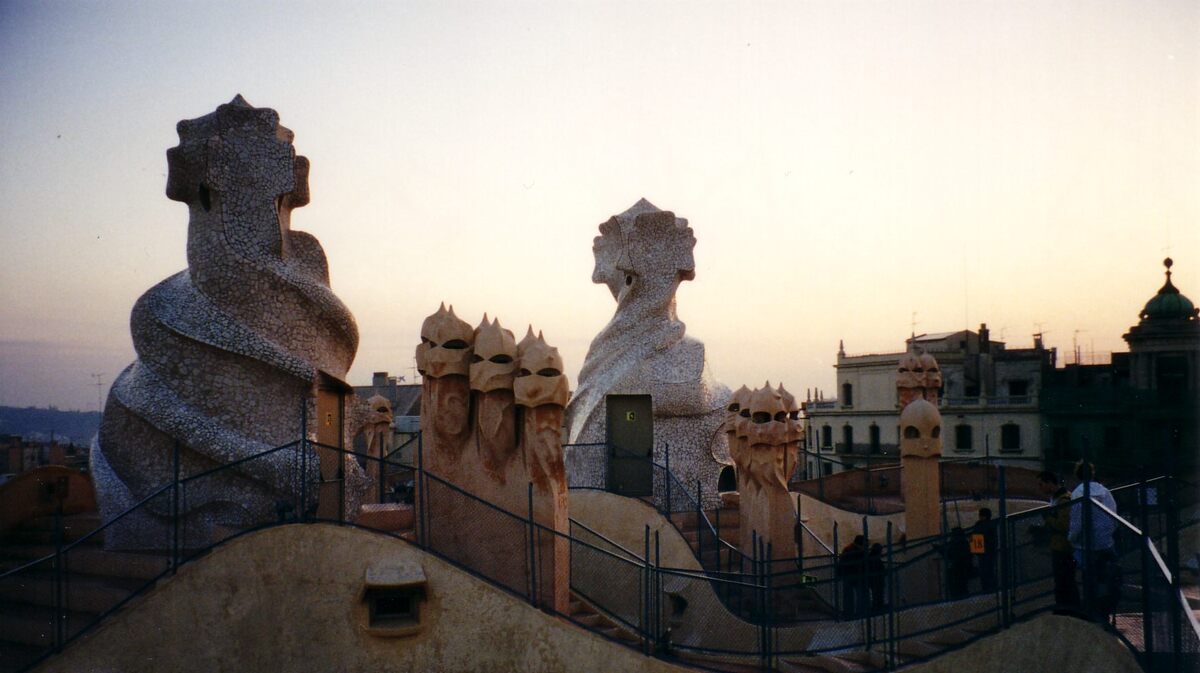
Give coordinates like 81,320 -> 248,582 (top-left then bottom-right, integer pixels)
566,522 -> 648,635
4,423 -> 1198,673
421,472 -> 533,599
0,552 -> 58,670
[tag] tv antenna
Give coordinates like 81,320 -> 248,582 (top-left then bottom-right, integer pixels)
90,373 -> 105,412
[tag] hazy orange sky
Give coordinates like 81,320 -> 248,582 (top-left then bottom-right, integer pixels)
1,1 -> 1196,411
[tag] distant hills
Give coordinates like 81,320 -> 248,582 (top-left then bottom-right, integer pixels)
0,406 -> 101,446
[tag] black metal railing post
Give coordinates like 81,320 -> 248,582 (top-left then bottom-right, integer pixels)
172,440 -> 181,572
337,459 -> 345,525
766,540 -> 774,672
603,442 -> 611,492
1164,474 -> 1182,673
886,521 -> 896,671
1138,479 -> 1154,664
527,482 -> 537,607
998,465 -> 1010,627
53,502 -> 64,653
818,457 -> 825,501
715,505 -> 722,566
417,431 -> 426,547
796,506 -> 804,575
338,404 -> 346,525
664,444 -> 672,522
1081,437 -> 1094,618
654,530 -> 663,654
299,400 -> 309,522
756,537 -> 765,671
862,515 -> 872,649
377,440 -> 385,505
643,525 -> 652,655
865,465 -> 873,515
832,522 -> 840,616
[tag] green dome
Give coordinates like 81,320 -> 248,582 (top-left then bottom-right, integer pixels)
1140,258 -> 1199,322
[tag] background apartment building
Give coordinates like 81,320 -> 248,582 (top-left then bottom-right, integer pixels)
801,324 -> 1053,477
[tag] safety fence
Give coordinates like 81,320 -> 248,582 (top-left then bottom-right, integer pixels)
2,429 -> 1196,673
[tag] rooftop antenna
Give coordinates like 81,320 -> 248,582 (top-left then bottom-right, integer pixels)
89,373 -> 105,413
1072,330 -> 1086,366
911,311 -> 919,340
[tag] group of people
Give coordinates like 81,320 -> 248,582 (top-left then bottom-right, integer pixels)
836,535 -> 887,617
835,461 -> 1123,622
1034,462 -> 1123,620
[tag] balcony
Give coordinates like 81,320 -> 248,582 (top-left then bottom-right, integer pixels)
941,395 -> 1036,409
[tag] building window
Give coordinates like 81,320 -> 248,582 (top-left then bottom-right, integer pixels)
868,425 -> 881,454
1000,423 -> 1021,452
841,425 -> 854,453
1008,380 -> 1029,397
955,424 -> 973,452
822,462 -> 833,477
842,383 -> 853,407
821,425 -> 832,449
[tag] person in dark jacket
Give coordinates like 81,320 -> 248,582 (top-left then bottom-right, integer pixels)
1031,470 -> 1080,608
973,508 -> 998,592
838,535 -> 868,618
945,526 -> 973,599
867,543 -> 886,611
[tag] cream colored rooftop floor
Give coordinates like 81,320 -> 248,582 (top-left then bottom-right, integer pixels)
34,522 -> 1141,673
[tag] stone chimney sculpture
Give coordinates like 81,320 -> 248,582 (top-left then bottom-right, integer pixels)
92,96 -> 365,548
416,305 -> 570,612
725,385 -> 753,496
362,395 -> 394,503
899,348 -> 942,540
733,382 -> 797,562
565,199 -> 731,507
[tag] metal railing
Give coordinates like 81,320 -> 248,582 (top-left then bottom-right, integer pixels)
4,420 -> 1195,673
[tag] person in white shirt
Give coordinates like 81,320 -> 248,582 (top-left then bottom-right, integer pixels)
1067,461 -> 1121,621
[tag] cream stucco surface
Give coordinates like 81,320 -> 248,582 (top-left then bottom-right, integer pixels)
36,524 -> 693,673
569,489 -> 701,571
33,521 -> 1144,673
914,614 -> 1142,673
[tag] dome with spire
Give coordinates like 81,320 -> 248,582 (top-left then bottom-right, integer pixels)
1140,258 -> 1198,322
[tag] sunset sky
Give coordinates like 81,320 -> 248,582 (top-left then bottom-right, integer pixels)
0,1 -> 1196,411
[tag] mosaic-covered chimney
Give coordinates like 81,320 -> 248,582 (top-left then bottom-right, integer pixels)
92,96 -> 364,548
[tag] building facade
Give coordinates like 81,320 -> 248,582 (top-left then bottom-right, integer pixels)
801,325 -> 1054,476
1040,259 -> 1199,477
